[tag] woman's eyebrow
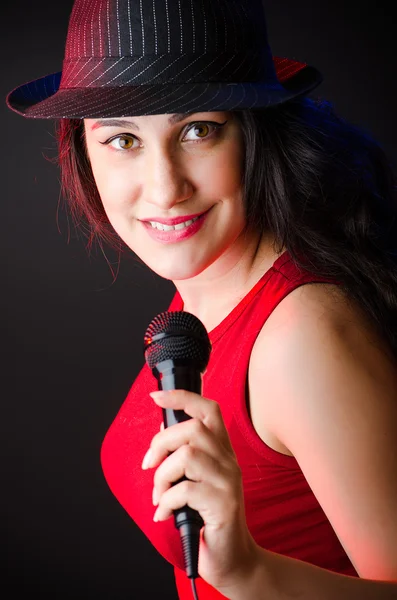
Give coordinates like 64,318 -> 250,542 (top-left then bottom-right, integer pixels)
90,113 -> 196,132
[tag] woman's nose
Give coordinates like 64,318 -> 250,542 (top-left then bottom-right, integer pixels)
142,151 -> 194,210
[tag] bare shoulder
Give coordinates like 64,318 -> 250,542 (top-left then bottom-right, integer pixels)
262,282 -> 378,342
249,282 -> 397,430
248,282 -> 397,578
254,281 -> 395,374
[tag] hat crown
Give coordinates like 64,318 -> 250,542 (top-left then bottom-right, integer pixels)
59,0 -> 278,89
65,0 -> 268,59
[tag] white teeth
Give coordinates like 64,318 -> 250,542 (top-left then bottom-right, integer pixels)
149,216 -> 199,231
174,222 -> 187,230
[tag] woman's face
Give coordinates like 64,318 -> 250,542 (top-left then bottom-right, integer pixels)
84,111 -> 247,281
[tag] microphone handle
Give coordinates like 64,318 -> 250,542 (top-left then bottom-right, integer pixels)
153,361 -> 204,578
154,360 -> 202,429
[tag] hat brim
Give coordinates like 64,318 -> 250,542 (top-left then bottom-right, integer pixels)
6,59 -> 322,119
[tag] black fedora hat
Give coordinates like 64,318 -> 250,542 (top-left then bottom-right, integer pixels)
6,0 -> 322,119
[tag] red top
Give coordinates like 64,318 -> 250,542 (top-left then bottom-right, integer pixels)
101,251 -> 358,599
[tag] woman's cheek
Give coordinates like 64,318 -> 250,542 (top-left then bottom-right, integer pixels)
95,169 -> 138,213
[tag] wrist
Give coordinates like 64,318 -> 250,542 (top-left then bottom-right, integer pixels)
215,540 -> 274,600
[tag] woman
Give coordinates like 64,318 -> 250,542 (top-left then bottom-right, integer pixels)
6,0 -> 397,599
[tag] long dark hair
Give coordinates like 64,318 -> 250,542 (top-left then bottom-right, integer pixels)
55,97 -> 397,359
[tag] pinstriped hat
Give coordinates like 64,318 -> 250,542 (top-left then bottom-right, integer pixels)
6,0 -> 322,119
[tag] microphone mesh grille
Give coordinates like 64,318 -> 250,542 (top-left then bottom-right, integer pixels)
143,311 -> 211,371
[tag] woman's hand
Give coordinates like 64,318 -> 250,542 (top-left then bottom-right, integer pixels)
141,389 -> 260,592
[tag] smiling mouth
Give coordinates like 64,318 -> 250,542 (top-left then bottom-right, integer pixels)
148,216 -> 200,231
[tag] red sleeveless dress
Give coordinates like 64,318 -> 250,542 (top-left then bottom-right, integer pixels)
101,251 -> 358,599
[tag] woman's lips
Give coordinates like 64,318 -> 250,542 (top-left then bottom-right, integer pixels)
141,209 -> 211,244
141,211 -> 206,226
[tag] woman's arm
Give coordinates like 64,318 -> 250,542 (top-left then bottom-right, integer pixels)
245,282 -> 397,597
222,545 -> 397,600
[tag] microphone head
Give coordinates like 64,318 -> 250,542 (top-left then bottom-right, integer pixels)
143,311 -> 211,372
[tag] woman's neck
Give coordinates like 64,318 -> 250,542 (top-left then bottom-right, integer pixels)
173,232 -> 282,333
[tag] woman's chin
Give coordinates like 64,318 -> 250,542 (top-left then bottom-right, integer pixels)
137,253 -> 211,281
150,264 -> 206,282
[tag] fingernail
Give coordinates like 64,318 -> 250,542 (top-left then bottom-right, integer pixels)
149,391 -> 166,400
152,487 -> 159,506
153,507 -> 160,522
141,448 -> 153,470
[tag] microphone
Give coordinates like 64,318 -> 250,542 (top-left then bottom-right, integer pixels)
143,310 -> 212,580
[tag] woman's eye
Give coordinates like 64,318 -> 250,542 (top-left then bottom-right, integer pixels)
183,121 -> 225,142
106,134 -> 138,150
101,120 -> 226,150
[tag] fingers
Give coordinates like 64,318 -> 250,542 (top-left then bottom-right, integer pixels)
142,415 -> 229,470
152,442 -> 235,501
143,389 -> 242,528
149,389 -> 233,451
153,478 -> 241,525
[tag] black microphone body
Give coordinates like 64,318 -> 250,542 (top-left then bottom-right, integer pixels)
143,312 -> 212,580
154,359 -> 202,422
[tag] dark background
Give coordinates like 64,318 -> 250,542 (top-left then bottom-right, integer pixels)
1,1 -> 396,598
